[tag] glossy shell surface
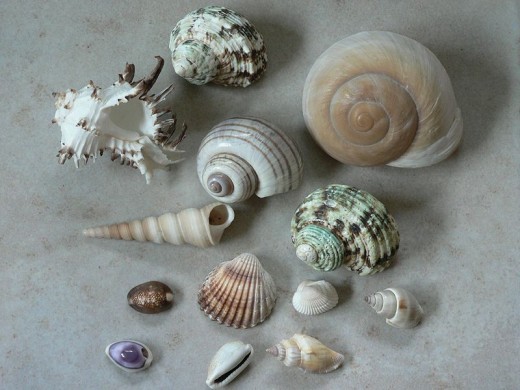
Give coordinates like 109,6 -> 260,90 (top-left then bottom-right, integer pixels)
127,281 -> 173,314
197,117 -> 303,203
52,56 -> 186,183
266,333 -> 344,374
292,280 -> 338,315
206,341 -> 253,388
365,287 -> 423,328
83,203 -> 234,248
169,6 -> 267,87
198,253 -> 277,328
303,31 -> 463,168
291,184 -> 399,275
105,340 -> 153,372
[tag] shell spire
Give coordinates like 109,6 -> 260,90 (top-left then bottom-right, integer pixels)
52,56 -> 187,183
83,203 -> 234,248
365,287 -> 423,328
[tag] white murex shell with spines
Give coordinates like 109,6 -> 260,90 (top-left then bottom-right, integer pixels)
292,280 -> 338,315
206,341 -> 253,389
365,287 -> 424,329
52,56 -> 187,183
83,203 -> 234,248
197,117 -> 303,203
303,31 -> 463,168
169,6 -> 267,87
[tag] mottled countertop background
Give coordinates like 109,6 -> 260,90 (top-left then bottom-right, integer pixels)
1,1 -> 519,389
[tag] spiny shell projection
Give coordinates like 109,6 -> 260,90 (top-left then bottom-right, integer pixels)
127,281 -> 173,314
83,202 -> 234,248
302,31 -> 463,168
198,253 -> 277,328
52,56 -> 187,183
197,117 -> 303,203
206,341 -> 253,389
266,334 -> 344,374
292,280 -> 338,315
105,340 -> 153,372
291,184 -> 399,275
169,6 -> 267,87
365,287 -> 423,329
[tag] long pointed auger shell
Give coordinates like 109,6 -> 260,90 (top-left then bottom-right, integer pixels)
266,334 -> 344,374
206,341 -> 254,389
169,6 -> 267,87
52,56 -> 187,183
292,280 -> 338,315
83,203 -> 234,248
198,253 -> 277,328
365,287 -> 423,329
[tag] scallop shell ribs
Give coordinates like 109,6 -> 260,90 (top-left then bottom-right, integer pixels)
198,253 -> 277,328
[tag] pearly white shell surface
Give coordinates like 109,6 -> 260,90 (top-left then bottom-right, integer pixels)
292,280 -> 339,315
206,341 -> 254,388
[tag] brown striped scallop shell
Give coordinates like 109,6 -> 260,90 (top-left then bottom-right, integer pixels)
197,117 -> 303,203
198,253 -> 277,328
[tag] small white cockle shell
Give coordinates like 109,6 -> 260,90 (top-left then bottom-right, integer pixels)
206,341 -> 254,388
292,280 -> 338,315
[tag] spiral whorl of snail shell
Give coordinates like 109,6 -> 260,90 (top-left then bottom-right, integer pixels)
365,287 -> 423,328
169,6 -> 267,87
291,185 -> 399,275
302,31 -> 463,168
83,203 -> 234,248
197,117 -> 303,203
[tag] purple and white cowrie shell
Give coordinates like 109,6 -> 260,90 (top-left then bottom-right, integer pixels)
105,340 -> 153,372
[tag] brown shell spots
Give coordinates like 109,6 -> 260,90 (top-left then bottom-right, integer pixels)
127,281 -> 173,314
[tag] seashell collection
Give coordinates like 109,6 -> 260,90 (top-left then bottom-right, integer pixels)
206,341 -> 254,388
291,184 -> 400,275
302,31 -> 463,168
52,56 -> 187,183
365,287 -> 423,329
49,6 -> 465,383
292,280 -> 339,316
83,202 -> 234,248
197,117 -> 303,203
105,340 -> 153,372
266,334 -> 344,374
169,6 -> 267,87
198,253 -> 277,329
127,281 -> 174,314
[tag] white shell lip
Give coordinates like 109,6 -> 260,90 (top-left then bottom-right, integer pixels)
206,341 -> 254,388
105,340 -> 153,372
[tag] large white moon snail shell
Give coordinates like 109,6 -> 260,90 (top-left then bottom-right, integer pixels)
169,6 -> 267,87
197,117 -> 303,203
302,31 -> 463,168
365,287 -> 424,329
83,203 -> 234,248
52,56 -> 187,183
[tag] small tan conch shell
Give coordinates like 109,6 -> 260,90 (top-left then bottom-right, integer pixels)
198,253 -> 277,328
197,117 -> 303,203
266,334 -> 344,374
303,31 -> 463,168
83,202 -> 234,248
365,287 -> 423,329
292,280 -> 338,315
169,6 -> 267,87
206,341 -> 253,389
52,56 -> 187,183
127,281 -> 173,314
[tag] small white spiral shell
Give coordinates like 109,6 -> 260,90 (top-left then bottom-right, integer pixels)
365,287 -> 424,329
197,117 -> 303,203
83,203 -> 234,248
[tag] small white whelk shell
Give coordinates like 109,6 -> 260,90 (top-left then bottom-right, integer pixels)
292,280 -> 338,315
83,202 -> 234,248
206,341 -> 253,389
365,287 -> 423,329
52,56 -> 187,183
266,334 -> 344,374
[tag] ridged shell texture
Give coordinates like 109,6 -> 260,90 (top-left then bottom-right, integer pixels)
198,253 -> 277,328
292,280 -> 338,315
169,6 -> 267,87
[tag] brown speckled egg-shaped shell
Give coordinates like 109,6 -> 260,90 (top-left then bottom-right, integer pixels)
127,281 -> 174,314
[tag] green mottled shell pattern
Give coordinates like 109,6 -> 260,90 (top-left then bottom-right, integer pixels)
169,6 -> 267,87
291,185 -> 399,275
